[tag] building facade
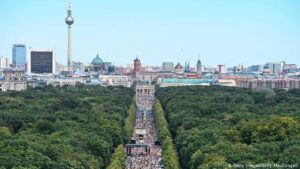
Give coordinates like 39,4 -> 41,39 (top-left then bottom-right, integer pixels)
90,53 -> 105,72
161,62 -> 174,72
263,63 -> 282,75
28,49 -> 56,74
236,78 -> 300,89
12,44 -> 26,70
0,57 -> 11,69
196,59 -> 202,75
99,75 -> 131,87
133,58 -> 141,77
175,62 -> 184,74
0,69 -> 27,92
158,78 -> 217,87
247,65 -> 263,73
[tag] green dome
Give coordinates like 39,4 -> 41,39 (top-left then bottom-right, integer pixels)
91,53 -> 104,66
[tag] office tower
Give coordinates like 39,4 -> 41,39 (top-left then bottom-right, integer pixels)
12,44 -> 26,70
28,49 -> 56,74
162,62 -> 174,72
133,58 -> 141,77
65,0 -> 74,70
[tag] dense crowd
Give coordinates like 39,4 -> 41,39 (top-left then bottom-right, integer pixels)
126,95 -> 163,169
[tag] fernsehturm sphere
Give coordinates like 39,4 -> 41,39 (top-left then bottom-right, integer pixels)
65,0 -> 74,70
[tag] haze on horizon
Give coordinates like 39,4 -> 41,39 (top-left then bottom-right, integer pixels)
0,0 -> 299,67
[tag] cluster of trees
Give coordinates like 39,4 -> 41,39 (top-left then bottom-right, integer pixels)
106,145 -> 126,169
153,100 -> 180,169
107,99 -> 136,169
0,85 -> 134,169
156,86 -> 300,169
123,99 -> 137,144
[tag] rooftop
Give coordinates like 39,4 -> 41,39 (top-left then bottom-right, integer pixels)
160,78 -> 217,84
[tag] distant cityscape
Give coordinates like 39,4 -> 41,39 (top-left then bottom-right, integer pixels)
1,0 -> 300,92
1,43 -> 300,92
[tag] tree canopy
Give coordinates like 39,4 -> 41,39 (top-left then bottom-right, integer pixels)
156,86 -> 300,169
0,85 -> 134,169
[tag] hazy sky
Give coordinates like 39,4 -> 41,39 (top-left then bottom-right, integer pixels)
0,0 -> 299,67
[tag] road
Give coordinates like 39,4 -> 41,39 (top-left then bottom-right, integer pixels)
126,94 -> 163,169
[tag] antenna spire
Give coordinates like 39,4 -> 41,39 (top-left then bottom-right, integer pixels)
68,0 -> 71,10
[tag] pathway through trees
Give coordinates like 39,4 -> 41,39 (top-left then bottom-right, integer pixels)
126,84 -> 163,169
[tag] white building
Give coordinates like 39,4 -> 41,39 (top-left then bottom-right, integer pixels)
0,57 -> 11,69
99,75 -> 131,87
162,62 -> 174,72
263,62 -> 282,75
47,78 -> 83,87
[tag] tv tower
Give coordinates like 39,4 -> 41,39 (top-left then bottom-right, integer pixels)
65,0 -> 74,70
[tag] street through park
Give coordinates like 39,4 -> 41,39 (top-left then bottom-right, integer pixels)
126,84 -> 163,169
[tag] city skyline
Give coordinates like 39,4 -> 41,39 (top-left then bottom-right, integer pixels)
0,0 -> 300,67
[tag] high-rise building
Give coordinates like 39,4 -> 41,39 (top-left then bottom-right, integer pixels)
0,57 -> 5,68
162,62 -> 174,72
65,0 -> 74,70
28,49 -> 56,74
0,56 -> 11,69
133,58 -> 141,77
12,44 -> 26,70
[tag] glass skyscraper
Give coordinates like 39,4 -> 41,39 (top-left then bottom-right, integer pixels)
12,44 -> 26,70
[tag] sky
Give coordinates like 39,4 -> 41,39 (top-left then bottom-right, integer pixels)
0,0 -> 300,67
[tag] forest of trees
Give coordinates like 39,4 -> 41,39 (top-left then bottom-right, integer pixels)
0,85 -> 134,169
156,86 -> 300,169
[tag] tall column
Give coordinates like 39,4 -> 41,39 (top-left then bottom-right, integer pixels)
65,0 -> 74,71
68,25 -> 72,69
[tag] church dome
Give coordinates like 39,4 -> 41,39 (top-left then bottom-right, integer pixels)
175,62 -> 183,69
91,53 -> 104,66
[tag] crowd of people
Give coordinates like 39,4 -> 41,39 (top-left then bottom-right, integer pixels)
136,95 -> 154,109
126,94 -> 163,169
